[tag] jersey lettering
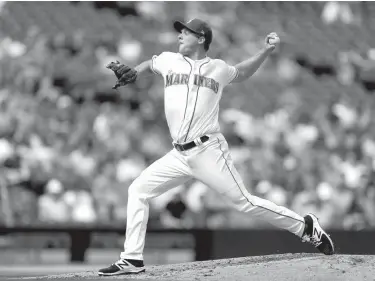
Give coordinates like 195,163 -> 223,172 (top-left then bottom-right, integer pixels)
166,73 -> 189,87
193,74 -> 219,94
165,72 -> 219,94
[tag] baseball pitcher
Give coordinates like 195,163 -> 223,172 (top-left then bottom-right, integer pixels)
99,18 -> 334,276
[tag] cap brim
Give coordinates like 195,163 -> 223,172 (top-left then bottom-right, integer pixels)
173,21 -> 197,34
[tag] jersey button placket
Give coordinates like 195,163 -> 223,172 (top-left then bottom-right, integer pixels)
181,63 -> 197,143
185,63 -> 199,141
177,61 -> 192,143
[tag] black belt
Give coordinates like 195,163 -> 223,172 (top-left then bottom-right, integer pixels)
174,136 -> 209,152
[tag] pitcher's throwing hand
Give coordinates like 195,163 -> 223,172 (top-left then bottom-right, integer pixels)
265,32 -> 280,50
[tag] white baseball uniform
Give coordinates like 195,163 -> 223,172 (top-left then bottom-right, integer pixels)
120,52 -> 305,260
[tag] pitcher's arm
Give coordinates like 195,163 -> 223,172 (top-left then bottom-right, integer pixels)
134,60 -> 154,80
232,32 -> 280,83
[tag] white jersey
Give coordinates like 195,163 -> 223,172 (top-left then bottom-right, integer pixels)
151,52 -> 239,144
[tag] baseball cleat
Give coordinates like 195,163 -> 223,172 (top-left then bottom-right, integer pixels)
98,259 -> 145,276
302,213 -> 334,255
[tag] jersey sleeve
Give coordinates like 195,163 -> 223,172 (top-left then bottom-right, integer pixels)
225,64 -> 239,85
151,52 -> 170,76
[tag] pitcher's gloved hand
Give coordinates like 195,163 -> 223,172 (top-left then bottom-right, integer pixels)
106,61 -> 138,89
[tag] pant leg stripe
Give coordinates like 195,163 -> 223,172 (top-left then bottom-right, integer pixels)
216,138 -> 305,224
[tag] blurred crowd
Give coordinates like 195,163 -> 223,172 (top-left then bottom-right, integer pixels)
0,2 -> 374,230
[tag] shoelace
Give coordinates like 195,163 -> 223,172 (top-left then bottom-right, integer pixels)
302,234 -> 322,247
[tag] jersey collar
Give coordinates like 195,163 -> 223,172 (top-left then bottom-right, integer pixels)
181,54 -> 210,64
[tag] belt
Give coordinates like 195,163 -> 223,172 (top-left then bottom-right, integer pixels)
173,135 -> 209,152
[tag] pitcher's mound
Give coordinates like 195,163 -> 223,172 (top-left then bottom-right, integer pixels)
17,253 -> 375,281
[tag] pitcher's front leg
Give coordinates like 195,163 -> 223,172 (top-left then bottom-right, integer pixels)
121,149 -> 191,261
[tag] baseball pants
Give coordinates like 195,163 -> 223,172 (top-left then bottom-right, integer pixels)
121,133 -> 305,260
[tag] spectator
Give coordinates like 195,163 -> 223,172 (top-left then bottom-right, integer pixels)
38,179 -> 70,223
65,189 -> 97,224
321,1 -> 355,25
0,1 -> 374,230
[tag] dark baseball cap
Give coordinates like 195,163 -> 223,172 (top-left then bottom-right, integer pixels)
173,18 -> 213,46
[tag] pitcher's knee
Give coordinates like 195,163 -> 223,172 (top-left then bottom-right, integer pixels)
127,177 -> 152,200
127,179 -> 142,198
235,199 -> 254,212
227,191 -> 256,212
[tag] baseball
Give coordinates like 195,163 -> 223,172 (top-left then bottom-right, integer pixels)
268,36 -> 280,45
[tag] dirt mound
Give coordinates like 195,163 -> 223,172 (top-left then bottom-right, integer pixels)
14,253 -> 375,281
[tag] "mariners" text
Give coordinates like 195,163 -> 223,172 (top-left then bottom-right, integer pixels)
165,73 -> 219,94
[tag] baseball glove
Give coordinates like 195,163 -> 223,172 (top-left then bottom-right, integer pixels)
106,61 -> 138,89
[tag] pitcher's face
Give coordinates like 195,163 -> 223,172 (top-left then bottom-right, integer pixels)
178,28 -> 202,56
